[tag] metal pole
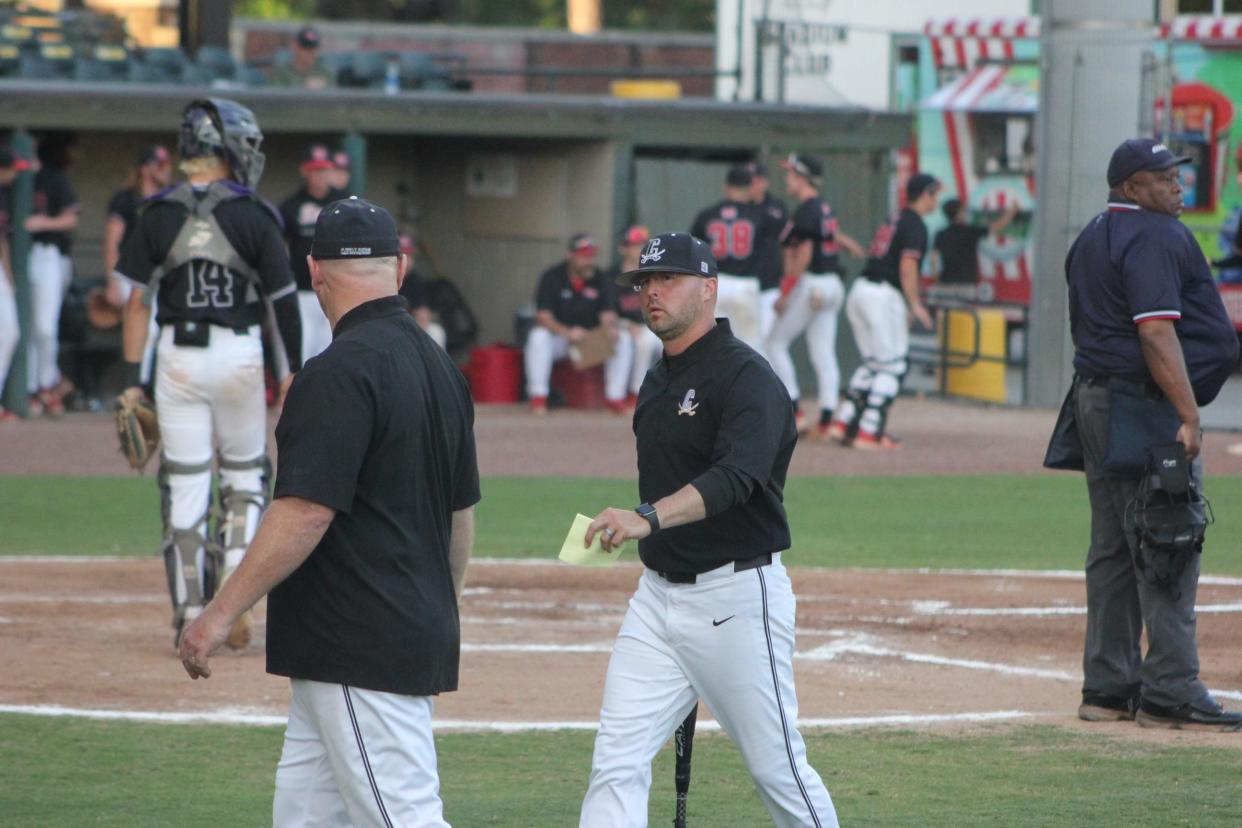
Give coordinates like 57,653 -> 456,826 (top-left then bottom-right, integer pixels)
4,129 -> 34,416
340,131 -> 367,198
1026,0 -> 1155,407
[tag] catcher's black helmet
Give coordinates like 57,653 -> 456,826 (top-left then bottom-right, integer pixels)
179,98 -> 266,190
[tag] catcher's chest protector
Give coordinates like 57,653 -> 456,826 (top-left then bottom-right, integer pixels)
148,181 -> 263,301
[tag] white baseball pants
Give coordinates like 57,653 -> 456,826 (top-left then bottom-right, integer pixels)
156,325 -> 267,591
757,287 -> 781,358
298,290 -> 333,363
274,679 -> 449,828
766,274 -> 844,411
628,322 -> 662,396
0,265 -> 17,401
714,273 -> 762,352
836,278 -> 908,436
25,242 -> 68,393
580,556 -> 837,828
525,326 -> 630,403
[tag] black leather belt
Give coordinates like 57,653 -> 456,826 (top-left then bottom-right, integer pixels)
656,553 -> 773,584
1077,374 -> 1163,399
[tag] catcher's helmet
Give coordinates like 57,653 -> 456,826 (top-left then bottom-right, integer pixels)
179,98 -> 266,190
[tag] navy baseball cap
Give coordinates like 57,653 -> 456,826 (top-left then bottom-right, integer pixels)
748,160 -> 769,178
311,196 -> 400,260
906,172 -> 940,200
780,153 -> 822,181
726,165 -> 753,187
615,232 -> 717,288
137,145 -> 170,167
296,25 -> 320,49
1107,138 -> 1192,188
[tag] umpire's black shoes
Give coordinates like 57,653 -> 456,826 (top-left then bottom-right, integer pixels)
1136,697 -> 1242,732
1077,691 -> 1137,722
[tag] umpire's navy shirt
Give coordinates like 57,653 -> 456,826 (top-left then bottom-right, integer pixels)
1066,200 -> 1239,405
634,319 -> 796,576
268,295 -> 481,696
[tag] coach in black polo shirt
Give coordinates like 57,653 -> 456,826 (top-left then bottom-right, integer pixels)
179,196 -> 481,825
1063,139 -> 1240,732
579,233 -> 837,825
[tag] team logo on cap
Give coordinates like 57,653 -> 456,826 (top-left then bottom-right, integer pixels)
678,388 -> 699,417
640,238 -> 666,265
1152,143 -> 1169,154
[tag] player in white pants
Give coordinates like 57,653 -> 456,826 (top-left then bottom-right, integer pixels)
526,233 -> 630,414
610,225 -> 661,406
0,146 -> 31,421
118,98 -> 302,649
747,160 -> 790,354
767,154 -> 864,436
830,174 -> 939,449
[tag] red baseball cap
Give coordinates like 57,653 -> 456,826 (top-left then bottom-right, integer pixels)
399,233 -> 417,255
0,146 -> 32,172
568,232 -> 598,256
300,144 -> 335,172
621,224 -> 649,246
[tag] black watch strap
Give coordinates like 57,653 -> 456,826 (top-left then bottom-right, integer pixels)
636,502 -> 659,534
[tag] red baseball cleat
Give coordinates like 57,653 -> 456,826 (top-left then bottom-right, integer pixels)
853,430 -> 902,451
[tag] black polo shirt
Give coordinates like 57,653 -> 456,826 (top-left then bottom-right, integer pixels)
634,319 -> 796,576
861,207 -> 928,289
934,223 -> 987,284
268,295 -> 481,696
781,196 -> 843,275
279,186 -> 346,292
535,261 -> 615,328
1066,201 -> 1238,406
757,193 -> 788,290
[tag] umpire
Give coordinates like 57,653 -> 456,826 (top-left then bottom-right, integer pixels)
179,196 -> 482,824
1063,139 -> 1240,731
581,232 -> 837,827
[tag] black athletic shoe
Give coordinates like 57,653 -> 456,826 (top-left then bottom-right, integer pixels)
1078,691 -> 1137,722
1136,697 -> 1242,732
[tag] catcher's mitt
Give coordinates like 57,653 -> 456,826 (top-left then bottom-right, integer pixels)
114,387 -> 160,472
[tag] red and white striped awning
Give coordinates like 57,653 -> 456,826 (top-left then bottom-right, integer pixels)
921,64 -> 1038,112
1160,15 -> 1242,40
923,17 -> 1039,69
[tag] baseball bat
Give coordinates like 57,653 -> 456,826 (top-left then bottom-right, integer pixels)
673,705 -> 698,828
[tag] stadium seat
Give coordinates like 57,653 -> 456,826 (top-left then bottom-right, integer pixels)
19,42 -> 73,80
398,51 -> 452,91
73,44 -> 128,82
338,50 -> 387,88
195,44 -> 236,83
128,46 -> 187,85
238,64 -> 267,87
0,42 -> 20,78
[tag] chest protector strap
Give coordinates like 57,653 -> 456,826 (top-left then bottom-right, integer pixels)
147,181 -> 262,302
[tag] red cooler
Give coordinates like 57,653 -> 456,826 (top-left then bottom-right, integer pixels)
468,345 -> 522,403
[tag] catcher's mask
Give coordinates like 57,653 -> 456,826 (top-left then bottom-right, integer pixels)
179,97 -> 266,190
1124,443 -> 1213,596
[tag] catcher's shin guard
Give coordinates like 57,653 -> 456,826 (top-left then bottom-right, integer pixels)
163,522 -> 209,647
215,452 -> 269,650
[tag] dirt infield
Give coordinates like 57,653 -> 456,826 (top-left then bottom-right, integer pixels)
3,398 -> 1242,746
3,557 -> 1241,748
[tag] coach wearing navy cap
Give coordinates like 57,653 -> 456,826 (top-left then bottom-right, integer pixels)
180,196 -> 481,824
1058,138 -> 1240,731
582,231 -> 838,824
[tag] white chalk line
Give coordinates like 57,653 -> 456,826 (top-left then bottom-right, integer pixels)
0,703 -> 1047,732
7,556 -> 1241,587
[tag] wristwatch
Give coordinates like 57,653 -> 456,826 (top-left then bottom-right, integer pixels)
635,502 -> 660,534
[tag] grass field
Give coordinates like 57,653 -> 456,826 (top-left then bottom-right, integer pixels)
4,473 -> 1242,826
4,715 -> 1242,827
4,473 -> 1242,572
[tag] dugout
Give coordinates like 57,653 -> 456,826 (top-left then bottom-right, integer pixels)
0,81 -> 909,391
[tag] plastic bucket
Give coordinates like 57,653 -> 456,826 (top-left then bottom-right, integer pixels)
468,345 -> 522,404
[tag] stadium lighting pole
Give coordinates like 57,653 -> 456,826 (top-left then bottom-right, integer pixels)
1026,0 -> 1155,407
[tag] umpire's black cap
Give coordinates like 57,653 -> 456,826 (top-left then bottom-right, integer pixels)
311,196 -> 400,260
1107,138 -> 1192,188
615,232 -> 717,288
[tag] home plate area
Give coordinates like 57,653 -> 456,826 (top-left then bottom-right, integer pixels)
1,558 -> 1240,740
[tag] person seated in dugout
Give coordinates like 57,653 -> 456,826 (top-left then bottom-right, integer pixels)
525,232 -> 632,415
397,233 -> 446,349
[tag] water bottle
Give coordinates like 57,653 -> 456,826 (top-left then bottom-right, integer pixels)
385,59 -> 399,95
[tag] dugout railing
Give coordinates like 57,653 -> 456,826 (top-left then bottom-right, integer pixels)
906,296 -> 1030,406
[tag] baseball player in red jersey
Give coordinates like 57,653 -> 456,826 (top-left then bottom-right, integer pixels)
767,154 -> 865,436
117,98 -> 302,649
829,173 -> 939,449
690,165 -> 784,352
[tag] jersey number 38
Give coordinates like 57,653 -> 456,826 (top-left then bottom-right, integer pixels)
706,219 -> 754,261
